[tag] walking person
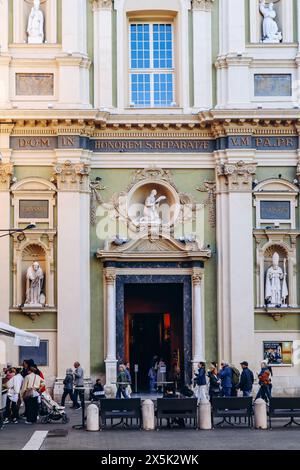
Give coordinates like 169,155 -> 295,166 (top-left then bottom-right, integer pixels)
219,361 -> 233,397
194,362 -> 208,402
72,361 -> 84,410
156,359 -> 166,392
20,365 -> 44,424
207,362 -> 221,401
125,362 -> 132,398
61,368 -> 74,407
148,366 -> 157,393
236,361 -> 254,397
3,368 -> 23,424
255,361 -> 272,403
116,364 -> 129,399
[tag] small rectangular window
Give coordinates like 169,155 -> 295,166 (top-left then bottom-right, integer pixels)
260,201 -> 291,220
129,22 -> 175,108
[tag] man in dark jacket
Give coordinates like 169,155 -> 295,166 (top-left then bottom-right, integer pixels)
219,362 -> 233,397
237,361 -> 254,397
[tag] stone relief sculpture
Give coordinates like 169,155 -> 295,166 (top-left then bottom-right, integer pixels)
140,189 -> 166,224
24,261 -> 45,307
259,0 -> 282,43
27,0 -> 44,44
265,252 -> 288,307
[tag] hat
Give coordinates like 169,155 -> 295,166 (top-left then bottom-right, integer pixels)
240,361 -> 248,366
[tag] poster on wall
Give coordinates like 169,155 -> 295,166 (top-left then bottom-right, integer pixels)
263,341 -> 293,366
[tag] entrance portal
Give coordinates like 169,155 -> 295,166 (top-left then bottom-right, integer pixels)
124,284 -> 184,391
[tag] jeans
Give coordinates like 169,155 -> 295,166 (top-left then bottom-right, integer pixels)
5,397 -> 19,421
61,389 -> 74,406
242,390 -> 252,397
116,387 -> 129,399
73,387 -> 84,408
256,385 -> 271,402
222,387 -> 232,397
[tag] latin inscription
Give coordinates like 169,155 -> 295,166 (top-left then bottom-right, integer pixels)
19,200 -> 49,219
92,139 -> 215,153
16,73 -> 54,96
260,201 -> 291,220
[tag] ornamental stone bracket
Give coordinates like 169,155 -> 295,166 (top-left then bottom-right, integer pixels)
197,181 -> 216,228
192,0 -> 214,11
0,163 -> 14,191
216,160 -> 257,192
52,160 -> 90,192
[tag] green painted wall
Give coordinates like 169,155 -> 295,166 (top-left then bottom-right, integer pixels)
10,312 -> 57,330
89,168 -> 218,373
14,166 -> 53,181
57,0 -> 62,44
255,313 -> 300,331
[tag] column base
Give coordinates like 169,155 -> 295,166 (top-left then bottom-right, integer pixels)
105,358 -> 117,385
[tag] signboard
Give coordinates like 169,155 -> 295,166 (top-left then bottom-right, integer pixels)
263,341 -> 293,366
134,364 -> 139,373
260,201 -> 291,220
19,200 -> 49,219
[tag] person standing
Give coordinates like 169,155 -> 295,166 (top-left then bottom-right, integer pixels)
21,365 -> 44,424
148,366 -> 157,393
72,362 -> 84,410
125,362 -> 132,398
61,368 -> 74,407
255,361 -> 272,403
194,362 -> 208,402
116,364 -> 129,399
207,363 -> 221,401
156,359 -> 166,392
237,361 -> 254,397
3,368 -> 23,424
219,361 -> 233,397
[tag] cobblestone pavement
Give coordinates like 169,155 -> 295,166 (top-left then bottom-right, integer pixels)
1,408 -> 300,450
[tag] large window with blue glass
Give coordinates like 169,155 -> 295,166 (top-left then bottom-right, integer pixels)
129,23 -> 175,108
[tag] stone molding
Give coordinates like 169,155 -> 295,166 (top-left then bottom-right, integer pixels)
216,160 -> 257,192
0,163 -> 14,191
104,269 -> 116,284
52,160 -> 90,192
192,0 -> 214,11
192,272 -> 203,285
92,0 -> 112,11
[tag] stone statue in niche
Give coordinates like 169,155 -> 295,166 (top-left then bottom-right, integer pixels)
265,252 -> 288,307
27,0 -> 44,44
24,261 -> 45,307
259,1 -> 282,43
140,189 -> 166,224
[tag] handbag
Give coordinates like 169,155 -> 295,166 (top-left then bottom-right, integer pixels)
23,375 -> 37,400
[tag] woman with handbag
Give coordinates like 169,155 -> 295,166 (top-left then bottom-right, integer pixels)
21,365 -> 44,424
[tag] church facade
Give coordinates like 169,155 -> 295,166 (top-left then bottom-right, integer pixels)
0,0 -> 300,395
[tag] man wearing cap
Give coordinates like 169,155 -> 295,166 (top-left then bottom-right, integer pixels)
237,361 -> 254,397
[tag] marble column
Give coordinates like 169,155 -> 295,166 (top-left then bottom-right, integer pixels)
0,0 -> 8,53
0,0 -> 10,107
93,0 -> 113,110
192,0 -> 213,110
192,270 -> 205,368
104,269 -> 117,385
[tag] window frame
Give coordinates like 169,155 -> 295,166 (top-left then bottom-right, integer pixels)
128,20 -> 176,109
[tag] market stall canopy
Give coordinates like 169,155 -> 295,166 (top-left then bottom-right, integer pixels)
0,322 -> 40,347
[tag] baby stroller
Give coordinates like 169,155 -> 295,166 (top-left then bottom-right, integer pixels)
39,392 -> 69,424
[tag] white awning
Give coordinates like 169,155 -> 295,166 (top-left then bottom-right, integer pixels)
0,322 -> 40,347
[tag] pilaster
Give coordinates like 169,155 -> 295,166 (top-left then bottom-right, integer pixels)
93,0 -> 113,110
54,159 -> 91,378
192,268 -> 205,368
104,267 -> 117,386
0,0 -> 9,53
192,0 -> 213,110
216,158 -> 256,369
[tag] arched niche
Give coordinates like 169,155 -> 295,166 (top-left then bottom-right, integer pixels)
256,239 -> 297,308
249,0 -> 294,44
21,243 -> 46,306
127,179 -> 181,227
13,0 -> 57,44
253,178 -> 298,229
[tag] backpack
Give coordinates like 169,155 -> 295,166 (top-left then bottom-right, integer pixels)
230,366 -> 240,386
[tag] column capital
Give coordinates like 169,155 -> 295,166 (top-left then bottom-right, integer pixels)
53,160 -> 90,192
105,268 -> 116,284
216,160 -> 257,192
192,270 -> 203,286
92,0 -> 112,11
0,163 -> 14,191
192,0 -> 214,11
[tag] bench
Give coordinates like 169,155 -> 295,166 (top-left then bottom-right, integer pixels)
211,397 -> 253,428
156,398 -> 198,429
268,397 -> 300,428
100,398 -> 141,429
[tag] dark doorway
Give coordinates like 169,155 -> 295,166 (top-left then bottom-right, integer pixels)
124,283 -> 183,391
